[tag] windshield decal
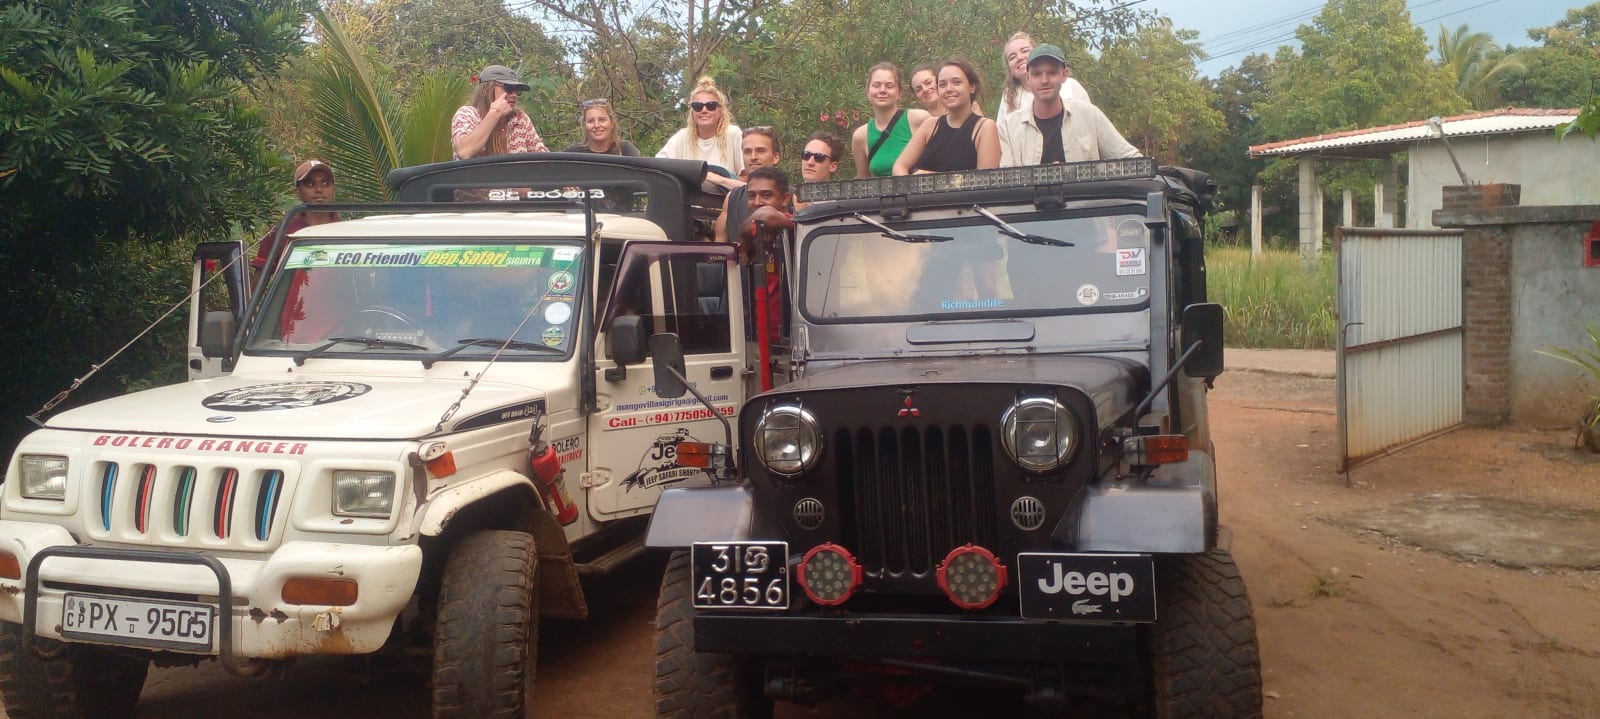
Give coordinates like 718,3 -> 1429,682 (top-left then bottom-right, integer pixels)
941,299 -> 1006,311
1103,288 -> 1149,301
1116,248 -> 1147,276
285,245 -> 554,270
202,381 -> 371,412
1076,284 -> 1101,306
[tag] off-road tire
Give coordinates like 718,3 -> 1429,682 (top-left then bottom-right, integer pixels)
1147,548 -> 1263,719
0,622 -> 149,719
654,550 -> 772,719
431,530 -> 540,719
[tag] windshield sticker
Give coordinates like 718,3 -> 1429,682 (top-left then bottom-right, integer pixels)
1116,219 -> 1145,246
202,382 -> 371,412
548,271 -> 575,294
1104,288 -> 1149,301
544,302 -> 573,324
1076,284 -> 1101,306
940,299 -> 1005,311
623,429 -> 711,492
542,327 -> 566,347
452,399 -> 547,432
553,247 -> 581,262
1117,248 -> 1147,276
285,245 -> 556,270
93,434 -> 310,454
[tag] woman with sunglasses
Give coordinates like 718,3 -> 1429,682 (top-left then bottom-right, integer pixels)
655,77 -> 744,189
563,99 -> 640,156
892,58 -> 1000,175
850,62 -> 931,178
794,131 -> 844,211
451,64 -> 549,160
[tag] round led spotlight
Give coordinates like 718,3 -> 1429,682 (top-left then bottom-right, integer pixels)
936,545 -> 1009,610
799,543 -> 862,606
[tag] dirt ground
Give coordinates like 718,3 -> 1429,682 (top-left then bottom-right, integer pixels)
9,370 -> 1598,718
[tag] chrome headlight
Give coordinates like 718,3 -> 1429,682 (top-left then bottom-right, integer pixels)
756,404 -> 821,476
19,455 -> 68,500
332,470 -> 396,518
1001,397 -> 1078,473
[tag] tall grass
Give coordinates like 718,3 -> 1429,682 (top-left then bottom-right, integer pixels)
1207,245 -> 1336,349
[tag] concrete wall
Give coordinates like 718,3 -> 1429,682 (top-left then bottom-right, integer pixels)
1409,134 -> 1600,229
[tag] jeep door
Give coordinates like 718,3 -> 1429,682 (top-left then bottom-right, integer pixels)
187,241 -> 249,379
585,242 -> 745,518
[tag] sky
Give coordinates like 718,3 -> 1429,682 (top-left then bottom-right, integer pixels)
1142,0 -> 1582,76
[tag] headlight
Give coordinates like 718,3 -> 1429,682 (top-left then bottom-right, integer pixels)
756,404 -> 821,476
19,455 -> 68,500
1001,397 -> 1078,473
332,470 -> 396,518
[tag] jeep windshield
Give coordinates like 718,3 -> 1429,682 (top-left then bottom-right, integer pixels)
247,240 -> 584,361
803,211 -> 1149,321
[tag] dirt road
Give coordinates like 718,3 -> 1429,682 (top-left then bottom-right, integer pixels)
13,371 -> 1599,718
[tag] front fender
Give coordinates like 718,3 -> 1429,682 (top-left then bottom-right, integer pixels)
417,469 -> 538,537
1057,450 -> 1217,553
644,485 -> 754,548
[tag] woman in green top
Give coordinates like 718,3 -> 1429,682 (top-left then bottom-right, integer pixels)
850,62 -> 931,178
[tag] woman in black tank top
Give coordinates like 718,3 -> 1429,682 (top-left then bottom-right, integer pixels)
893,58 -> 1000,175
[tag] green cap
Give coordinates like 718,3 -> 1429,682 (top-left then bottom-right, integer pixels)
1027,44 -> 1069,68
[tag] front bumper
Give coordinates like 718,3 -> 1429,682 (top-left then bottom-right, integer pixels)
0,521 -> 421,658
694,612 -> 1139,663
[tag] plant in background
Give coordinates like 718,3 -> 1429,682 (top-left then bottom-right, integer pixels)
1535,325 -> 1600,452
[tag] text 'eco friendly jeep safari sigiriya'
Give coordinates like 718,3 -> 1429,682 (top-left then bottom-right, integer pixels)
0,154 -> 762,719
645,159 -> 1264,718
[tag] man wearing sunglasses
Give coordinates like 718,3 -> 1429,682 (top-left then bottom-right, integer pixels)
715,127 -> 786,243
451,64 -> 549,160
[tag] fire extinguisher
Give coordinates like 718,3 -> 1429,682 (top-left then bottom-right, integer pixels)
528,425 -> 579,526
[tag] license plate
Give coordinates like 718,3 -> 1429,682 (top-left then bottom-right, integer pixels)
1017,553 -> 1157,622
60,593 -> 215,652
691,542 -> 789,610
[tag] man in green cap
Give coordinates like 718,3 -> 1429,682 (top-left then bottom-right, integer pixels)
998,43 -> 1139,167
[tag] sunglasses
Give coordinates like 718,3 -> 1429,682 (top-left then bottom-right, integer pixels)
689,101 -> 721,112
499,83 -> 530,94
801,150 -> 833,163
581,98 -> 610,107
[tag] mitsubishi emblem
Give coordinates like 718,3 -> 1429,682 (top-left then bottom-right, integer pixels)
898,394 -> 920,418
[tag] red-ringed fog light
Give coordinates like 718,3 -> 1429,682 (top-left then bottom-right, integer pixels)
799,543 -> 862,606
936,545 -> 1008,610
0,552 -> 19,580
282,577 -> 358,606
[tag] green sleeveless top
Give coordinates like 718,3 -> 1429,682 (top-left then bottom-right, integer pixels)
866,111 -> 914,177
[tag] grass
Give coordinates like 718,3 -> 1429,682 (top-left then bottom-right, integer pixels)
1207,245 -> 1337,350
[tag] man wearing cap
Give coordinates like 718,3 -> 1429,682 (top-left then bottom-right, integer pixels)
252,159 -> 340,282
999,44 -> 1139,167
451,64 -> 549,160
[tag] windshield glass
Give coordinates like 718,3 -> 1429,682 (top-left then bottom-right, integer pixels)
247,240 -> 584,360
803,212 -> 1149,321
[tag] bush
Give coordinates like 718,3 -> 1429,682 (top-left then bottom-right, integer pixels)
1207,245 -> 1336,349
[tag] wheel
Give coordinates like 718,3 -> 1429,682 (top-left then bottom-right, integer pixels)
1146,548 -> 1263,719
0,622 -> 149,719
654,550 -> 772,719
431,530 -> 540,719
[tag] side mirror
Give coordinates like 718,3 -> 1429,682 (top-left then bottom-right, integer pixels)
199,311 -> 237,358
609,315 -> 648,365
649,333 -> 688,399
1181,303 -> 1225,379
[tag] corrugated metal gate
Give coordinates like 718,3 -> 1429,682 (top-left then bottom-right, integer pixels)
1335,228 -> 1465,472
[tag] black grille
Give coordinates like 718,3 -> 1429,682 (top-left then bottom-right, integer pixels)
837,425 -> 998,579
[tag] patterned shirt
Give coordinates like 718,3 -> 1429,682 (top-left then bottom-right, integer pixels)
451,106 -> 548,159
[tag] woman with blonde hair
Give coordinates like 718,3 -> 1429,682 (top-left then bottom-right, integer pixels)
655,77 -> 744,189
850,62 -> 931,178
563,98 -> 640,155
1000,31 -> 1090,116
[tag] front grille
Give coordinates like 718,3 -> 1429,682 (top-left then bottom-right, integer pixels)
837,425 -> 998,579
91,461 -> 287,549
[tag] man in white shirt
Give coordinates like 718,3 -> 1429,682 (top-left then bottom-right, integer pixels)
999,44 -> 1140,167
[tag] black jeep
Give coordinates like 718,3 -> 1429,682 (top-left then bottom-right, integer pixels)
643,159 -> 1262,718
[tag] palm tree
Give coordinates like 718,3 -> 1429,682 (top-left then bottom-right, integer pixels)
1437,24 -> 1527,109
307,9 -> 468,201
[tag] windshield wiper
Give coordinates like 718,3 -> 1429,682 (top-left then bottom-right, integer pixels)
292,336 -> 427,366
971,205 -> 1074,247
423,337 -> 564,369
850,212 -> 952,243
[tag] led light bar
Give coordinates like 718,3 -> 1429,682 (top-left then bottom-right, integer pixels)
797,157 -> 1157,203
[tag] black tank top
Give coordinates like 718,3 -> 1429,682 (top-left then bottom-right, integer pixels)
915,114 -> 982,172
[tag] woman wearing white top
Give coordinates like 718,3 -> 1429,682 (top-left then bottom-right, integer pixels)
655,77 -> 744,190
1000,31 -> 1090,116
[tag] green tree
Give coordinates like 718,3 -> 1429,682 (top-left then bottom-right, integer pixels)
1500,4 -> 1600,109
1188,53 -> 1288,241
1436,24 -> 1525,109
1091,19 -> 1222,164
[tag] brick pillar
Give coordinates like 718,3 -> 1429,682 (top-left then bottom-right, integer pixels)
1444,184 -> 1521,425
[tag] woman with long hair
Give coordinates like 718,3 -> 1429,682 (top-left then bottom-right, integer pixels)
1000,31 -> 1090,116
892,58 -> 1000,175
655,77 -> 743,189
563,99 -> 640,155
451,64 -> 549,159
850,62 -> 931,178
909,63 -> 944,118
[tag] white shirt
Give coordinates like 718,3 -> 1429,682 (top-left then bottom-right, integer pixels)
1003,80 -> 1091,117
656,125 -> 744,177
998,99 -> 1140,167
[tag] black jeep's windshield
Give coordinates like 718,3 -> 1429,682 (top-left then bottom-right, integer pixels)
247,240 -> 584,361
803,212 -> 1149,321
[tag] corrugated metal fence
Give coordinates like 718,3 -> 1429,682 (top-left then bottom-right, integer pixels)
1335,228 -> 1465,471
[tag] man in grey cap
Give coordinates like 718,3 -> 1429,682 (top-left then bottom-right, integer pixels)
999,44 -> 1138,167
451,64 -> 549,160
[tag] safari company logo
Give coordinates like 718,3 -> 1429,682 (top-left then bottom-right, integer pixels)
201,382 -> 372,412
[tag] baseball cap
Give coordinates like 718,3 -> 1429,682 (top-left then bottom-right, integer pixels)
477,65 -> 531,93
1027,44 -> 1069,68
293,159 -> 334,184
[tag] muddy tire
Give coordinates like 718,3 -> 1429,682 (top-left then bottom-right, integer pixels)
0,622 -> 149,719
1147,548 -> 1263,719
432,530 -> 540,719
654,550 -> 772,719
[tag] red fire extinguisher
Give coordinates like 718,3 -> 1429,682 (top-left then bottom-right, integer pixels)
529,439 -> 579,526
